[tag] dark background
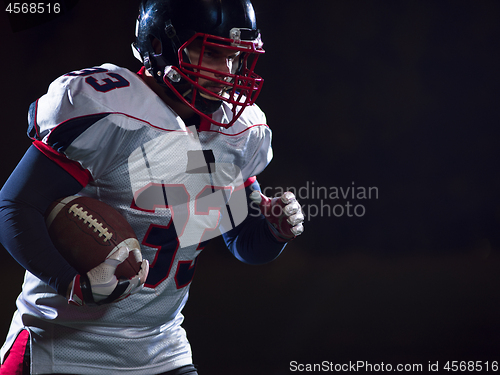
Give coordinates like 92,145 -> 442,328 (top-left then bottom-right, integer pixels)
1,1 -> 500,374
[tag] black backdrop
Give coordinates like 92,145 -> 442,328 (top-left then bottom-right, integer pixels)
1,1 -> 499,374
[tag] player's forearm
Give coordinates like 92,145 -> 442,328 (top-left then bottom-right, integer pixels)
0,193 -> 78,295
0,145 -> 82,296
221,180 -> 287,264
223,212 -> 287,265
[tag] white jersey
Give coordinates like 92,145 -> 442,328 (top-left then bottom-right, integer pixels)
2,64 -> 272,374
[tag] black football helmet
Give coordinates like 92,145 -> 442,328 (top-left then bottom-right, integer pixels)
132,0 -> 265,128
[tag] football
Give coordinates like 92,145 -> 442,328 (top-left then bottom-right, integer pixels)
45,195 -> 142,279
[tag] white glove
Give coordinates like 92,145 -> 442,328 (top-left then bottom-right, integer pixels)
250,190 -> 304,240
68,239 -> 149,306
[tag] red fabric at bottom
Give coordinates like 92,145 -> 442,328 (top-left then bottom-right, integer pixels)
0,330 -> 29,375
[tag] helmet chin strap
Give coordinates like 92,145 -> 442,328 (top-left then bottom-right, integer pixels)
181,88 -> 191,97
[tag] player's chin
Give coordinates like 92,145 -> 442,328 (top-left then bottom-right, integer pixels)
205,85 -> 225,94
200,85 -> 231,101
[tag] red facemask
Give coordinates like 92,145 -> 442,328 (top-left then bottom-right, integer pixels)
162,30 -> 265,128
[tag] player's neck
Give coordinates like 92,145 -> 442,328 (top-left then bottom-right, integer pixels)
142,71 -> 196,120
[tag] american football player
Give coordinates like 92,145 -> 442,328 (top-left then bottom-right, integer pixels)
0,0 -> 304,374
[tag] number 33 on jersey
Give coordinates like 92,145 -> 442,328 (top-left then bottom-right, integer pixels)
128,126 -> 248,289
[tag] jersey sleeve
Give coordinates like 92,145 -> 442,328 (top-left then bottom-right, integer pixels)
231,104 -> 273,181
27,65 -> 147,181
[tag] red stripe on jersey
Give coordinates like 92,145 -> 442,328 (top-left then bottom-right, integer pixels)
234,176 -> 257,193
137,66 -> 146,78
244,176 -> 257,187
33,141 -> 92,187
199,123 -> 269,136
0,329 -> 29,375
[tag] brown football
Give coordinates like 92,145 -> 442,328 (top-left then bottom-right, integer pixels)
45,195 -> 142,279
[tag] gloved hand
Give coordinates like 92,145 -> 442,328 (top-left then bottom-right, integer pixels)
68,240 -> 149,306
250,190 -> 304,241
